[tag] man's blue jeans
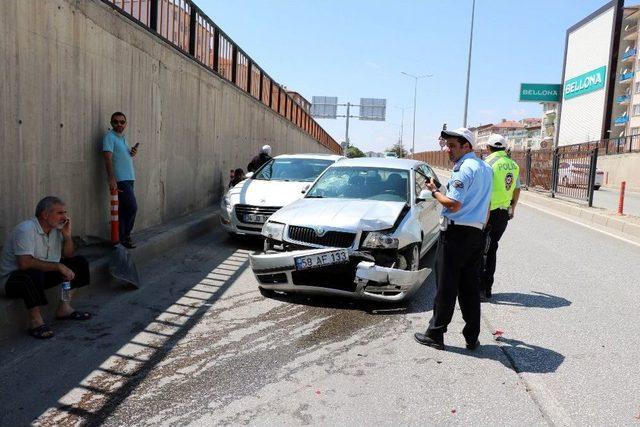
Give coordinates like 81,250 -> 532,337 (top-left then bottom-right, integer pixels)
117,180 -> 137,240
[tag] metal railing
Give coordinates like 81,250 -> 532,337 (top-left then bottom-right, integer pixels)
415,142 -> 600,206
102,0 -> 340,154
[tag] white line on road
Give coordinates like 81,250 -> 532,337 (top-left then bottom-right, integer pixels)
519,200 -> 640,249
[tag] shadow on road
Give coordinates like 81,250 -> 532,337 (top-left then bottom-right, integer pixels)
448,336 -> 565,374
0,232 -> 263,426
490,291 -> 571,309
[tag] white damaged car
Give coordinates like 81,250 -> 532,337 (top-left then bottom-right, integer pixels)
249,157 -> 443,302
220,154 -> 344,236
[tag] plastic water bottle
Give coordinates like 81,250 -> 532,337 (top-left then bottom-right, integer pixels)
61,281 -> 72,302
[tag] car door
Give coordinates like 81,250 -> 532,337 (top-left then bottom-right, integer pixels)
414,169 -> 438,251
419,165 -> 442,248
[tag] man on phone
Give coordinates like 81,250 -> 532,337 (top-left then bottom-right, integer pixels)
103,112 -> 139,248
0,196 -> 91,339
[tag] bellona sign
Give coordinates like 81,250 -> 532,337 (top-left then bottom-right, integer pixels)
563,66 -> 607,100
519,83 -> 562,102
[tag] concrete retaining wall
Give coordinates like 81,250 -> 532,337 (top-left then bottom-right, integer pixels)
597,152 -> 640,191
0,0 -> 331,243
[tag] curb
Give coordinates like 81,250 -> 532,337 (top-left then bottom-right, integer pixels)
0,207 -> 220,340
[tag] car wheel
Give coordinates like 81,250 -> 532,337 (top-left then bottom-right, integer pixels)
406,244 -> 421,271
594,185 -> 601,190
561,176 -> 567,187
259,286 -> 276,298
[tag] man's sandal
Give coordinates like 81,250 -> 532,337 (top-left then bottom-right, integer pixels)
56,311 -> 92,321
28,324 -> 54,339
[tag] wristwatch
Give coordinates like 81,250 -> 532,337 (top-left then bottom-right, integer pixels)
431,189 -> 440,197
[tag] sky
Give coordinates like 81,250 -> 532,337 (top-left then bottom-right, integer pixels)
196,0 -> 616,153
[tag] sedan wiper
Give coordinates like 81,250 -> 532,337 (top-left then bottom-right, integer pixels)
306,195 -> 324,198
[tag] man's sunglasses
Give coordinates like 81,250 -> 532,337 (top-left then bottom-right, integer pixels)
112,119 -> 126,125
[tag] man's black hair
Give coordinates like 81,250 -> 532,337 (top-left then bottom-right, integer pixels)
488,145 -> 506,153
111,111 -> 127,122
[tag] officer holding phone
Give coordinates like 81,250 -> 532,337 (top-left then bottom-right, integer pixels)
102,112 -> 140,249
414,127 -> 493,351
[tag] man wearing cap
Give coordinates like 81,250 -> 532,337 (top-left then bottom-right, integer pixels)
414,127 -> 493,351
480,134 -> 520,301
247,145 -> 273,173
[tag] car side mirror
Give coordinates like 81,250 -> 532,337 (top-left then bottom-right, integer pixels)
301,184 -> 310,194
245,172 -> 254,179
416,189 -> 433,203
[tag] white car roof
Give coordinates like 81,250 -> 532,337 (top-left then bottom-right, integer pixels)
273,153 -> 345,161
327,157 -> 424,170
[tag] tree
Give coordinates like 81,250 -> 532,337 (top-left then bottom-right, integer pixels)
346,145 -> 366,158
386,142 -> 408,158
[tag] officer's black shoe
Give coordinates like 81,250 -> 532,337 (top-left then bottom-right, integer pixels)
414,332 -> 445,350
485,288 -> 492,299
465,340 -> 480,351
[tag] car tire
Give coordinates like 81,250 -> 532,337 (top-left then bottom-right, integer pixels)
594,185 -> 601,190
561,176 -> 567,187
259,286 -> 276,298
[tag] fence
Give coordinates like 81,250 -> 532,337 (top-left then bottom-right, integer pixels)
415,142 -> 600,206
102,0 -> 340,154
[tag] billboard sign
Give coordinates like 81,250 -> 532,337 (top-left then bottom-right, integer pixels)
311,96 -> 338,119
519,83 -> 562,102
359,98 -> 386,121
563,66 -> 607,100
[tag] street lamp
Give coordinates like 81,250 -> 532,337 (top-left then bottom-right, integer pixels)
393,105 -> 412,158
463,0 -> 476,127
401,72 -> 433,157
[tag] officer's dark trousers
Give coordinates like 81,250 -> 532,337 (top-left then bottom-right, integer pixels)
117,180 -> 137,240
481,209 -> 510,292
427,224 -> 484,344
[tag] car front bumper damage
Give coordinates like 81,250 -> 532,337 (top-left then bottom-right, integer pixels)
250,247 -> 430,302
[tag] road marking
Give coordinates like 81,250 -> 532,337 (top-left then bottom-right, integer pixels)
520,201 -> 640,249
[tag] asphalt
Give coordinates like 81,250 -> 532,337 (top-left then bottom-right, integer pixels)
2,204 -> 640,425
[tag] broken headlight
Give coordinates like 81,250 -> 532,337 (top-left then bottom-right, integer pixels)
362,231 -> 399,249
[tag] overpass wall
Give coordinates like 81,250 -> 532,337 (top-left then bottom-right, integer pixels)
0,0 -> 333,242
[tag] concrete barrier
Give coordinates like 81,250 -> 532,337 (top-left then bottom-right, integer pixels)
0,0 -> 332,243
597,152 -> 640,192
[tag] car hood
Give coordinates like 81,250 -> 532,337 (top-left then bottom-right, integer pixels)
228,179 -> 309,207
269,198 -> 407,232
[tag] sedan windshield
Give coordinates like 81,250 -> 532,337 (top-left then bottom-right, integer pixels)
253,158 -> 334,182
306,167 -> 410,202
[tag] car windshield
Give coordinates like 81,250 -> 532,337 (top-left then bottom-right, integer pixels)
253,158 -> 334,182
306,167 -> 410,203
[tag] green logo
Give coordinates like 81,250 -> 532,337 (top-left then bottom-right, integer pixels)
563,66 -> 607,100
519,84 -> 562,102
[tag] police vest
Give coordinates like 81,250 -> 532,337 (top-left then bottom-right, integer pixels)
485,151 -> 519,210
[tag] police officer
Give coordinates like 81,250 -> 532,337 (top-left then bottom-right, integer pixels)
480,134 -> 520,300
414,127 -> 493,351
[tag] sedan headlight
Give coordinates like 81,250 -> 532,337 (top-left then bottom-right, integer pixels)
362,231 -> 399,249
263,221 -> 285,241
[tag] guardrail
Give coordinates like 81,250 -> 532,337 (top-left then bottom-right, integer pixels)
101,0 -> 340,154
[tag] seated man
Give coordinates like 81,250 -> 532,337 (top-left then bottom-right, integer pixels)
0,196 -> 91,339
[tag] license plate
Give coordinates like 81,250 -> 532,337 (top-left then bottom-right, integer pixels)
243,213 -> 269,224
294,249 -> 349,271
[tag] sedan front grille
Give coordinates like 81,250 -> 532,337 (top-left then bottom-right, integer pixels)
235,204 -> 281,223
288,225 -> 356,248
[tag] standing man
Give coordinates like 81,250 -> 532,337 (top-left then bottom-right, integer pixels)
480,134 -> 520,300
414,128 -> 492,351
0,196 -> 92,339
247,145 -> 272,172
103,112 -> 139,249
